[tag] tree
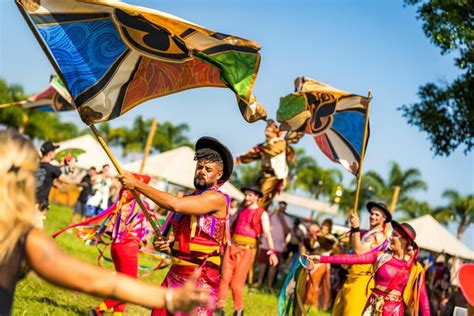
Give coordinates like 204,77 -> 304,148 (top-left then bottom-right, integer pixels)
340,162 -> 428,215
231,162 -> 262,189
399,0 -> 473,155
434,189 -> 474,239
293,156 -> 343,201
153,121 -> 192,153
396,197 -> 432,221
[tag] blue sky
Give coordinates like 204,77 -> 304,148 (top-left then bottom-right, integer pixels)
1,1 -> 472,247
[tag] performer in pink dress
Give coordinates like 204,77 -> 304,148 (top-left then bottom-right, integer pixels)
306,221 -> 430,316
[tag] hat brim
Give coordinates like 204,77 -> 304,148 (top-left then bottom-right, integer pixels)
240,187 -> 263,197
195,137 -> 233,183
366,201 -> 392,222
391,220 -> 417,247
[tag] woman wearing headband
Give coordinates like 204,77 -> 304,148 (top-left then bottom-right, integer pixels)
0,130 -> 208,315
305,220 -> 430,315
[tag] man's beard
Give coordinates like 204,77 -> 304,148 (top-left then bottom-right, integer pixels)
194,177 -> 214,190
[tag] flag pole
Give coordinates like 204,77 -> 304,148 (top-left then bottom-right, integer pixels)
16,2 -> 163,238
388,186 -> 401,213
140,118 -> 158,173
90,124 -> 163,238
352,91 -> 372,215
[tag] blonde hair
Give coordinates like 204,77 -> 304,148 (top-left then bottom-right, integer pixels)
0,130 -> 41,263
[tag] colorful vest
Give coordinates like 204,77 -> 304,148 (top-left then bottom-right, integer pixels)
232,207 -> 265,247
162,188 -> 230,269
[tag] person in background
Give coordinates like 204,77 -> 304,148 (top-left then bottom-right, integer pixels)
228,198 -> 240,224
35,141 -> 75,217
0,130 -> 209,316
215,186 -> 278,316
254,201 -> 291,291
284,218 -> 306,266
98,164 -> 113,212
70,167 -> 97,225
235,120 -> 288,210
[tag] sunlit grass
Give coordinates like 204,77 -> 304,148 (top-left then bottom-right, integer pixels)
12,205 -> 330,315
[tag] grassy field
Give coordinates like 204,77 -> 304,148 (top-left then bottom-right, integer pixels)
12,205 -> 330,316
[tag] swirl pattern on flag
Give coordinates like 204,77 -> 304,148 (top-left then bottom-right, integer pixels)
17,0 -> 267,125
277,77 -> 370,175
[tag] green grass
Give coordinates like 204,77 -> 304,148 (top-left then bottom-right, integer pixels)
12,205 -> 330,315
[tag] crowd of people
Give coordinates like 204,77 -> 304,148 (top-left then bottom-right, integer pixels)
1,130 -> 472,316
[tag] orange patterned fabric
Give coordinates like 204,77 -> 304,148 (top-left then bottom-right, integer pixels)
122,57 -> 225,113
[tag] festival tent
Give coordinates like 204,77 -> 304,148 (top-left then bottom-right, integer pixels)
123,146 -> 337,214
55,135 -> 120,174
406,215 -> 474,260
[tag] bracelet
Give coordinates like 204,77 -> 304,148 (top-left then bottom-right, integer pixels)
350,227 -> 360,234
267,249 -> 277,255
165,289 -> 174,313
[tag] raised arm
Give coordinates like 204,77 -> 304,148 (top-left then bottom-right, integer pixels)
236,145 -> 262,164
118,173 -> 227,218
318,250 -> 378,265
26,229 -> 208,312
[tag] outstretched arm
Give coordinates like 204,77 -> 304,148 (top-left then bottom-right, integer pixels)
118,173 -> 227,218
236,146 -> 262,164
26,229 -> 208,312
311,250 -> 378,265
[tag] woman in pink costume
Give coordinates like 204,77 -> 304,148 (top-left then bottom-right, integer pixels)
306,221 -> 430,316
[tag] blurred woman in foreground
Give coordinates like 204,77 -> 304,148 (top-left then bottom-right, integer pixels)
0,130 -> 208,315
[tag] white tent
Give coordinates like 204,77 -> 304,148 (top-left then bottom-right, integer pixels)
406,215 -> 474,260
56,134 -> 119,174
123,146 -> 337,214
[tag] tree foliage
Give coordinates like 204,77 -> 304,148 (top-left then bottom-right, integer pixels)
434,189 -> 474,239
400,0 -> 473,155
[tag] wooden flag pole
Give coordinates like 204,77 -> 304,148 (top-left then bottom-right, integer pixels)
388,186 -> 401,213
140,118 -> 158,173
16,1 -> 163,238
352,91 -> 372,215
90,125 -> 163,238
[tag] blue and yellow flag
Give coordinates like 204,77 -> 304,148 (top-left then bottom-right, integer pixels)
16,0 -> 267,125
277,77 -> 371,175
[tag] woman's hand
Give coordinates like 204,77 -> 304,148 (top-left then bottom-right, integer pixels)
153,236 -> 172,252
269,253 -> 279,267
307,254 -> 321,264
349,213 -> 360,229
170,269 -> 209,313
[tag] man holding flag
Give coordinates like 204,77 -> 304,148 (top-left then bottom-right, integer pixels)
118,136 -> 233,316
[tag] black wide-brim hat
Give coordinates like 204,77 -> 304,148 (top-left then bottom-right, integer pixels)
240,186 -> 263,197
366,201 -> 392,223
195,136 -> 234,184
391,220 -> 418,248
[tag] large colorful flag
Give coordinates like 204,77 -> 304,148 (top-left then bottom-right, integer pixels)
277,77 -> 371,175
16,0 -> 267,125
0,76 -> 75,112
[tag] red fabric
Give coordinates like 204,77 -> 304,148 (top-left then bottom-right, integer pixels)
103,238 -> 139,312
233,207 -> 265,238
